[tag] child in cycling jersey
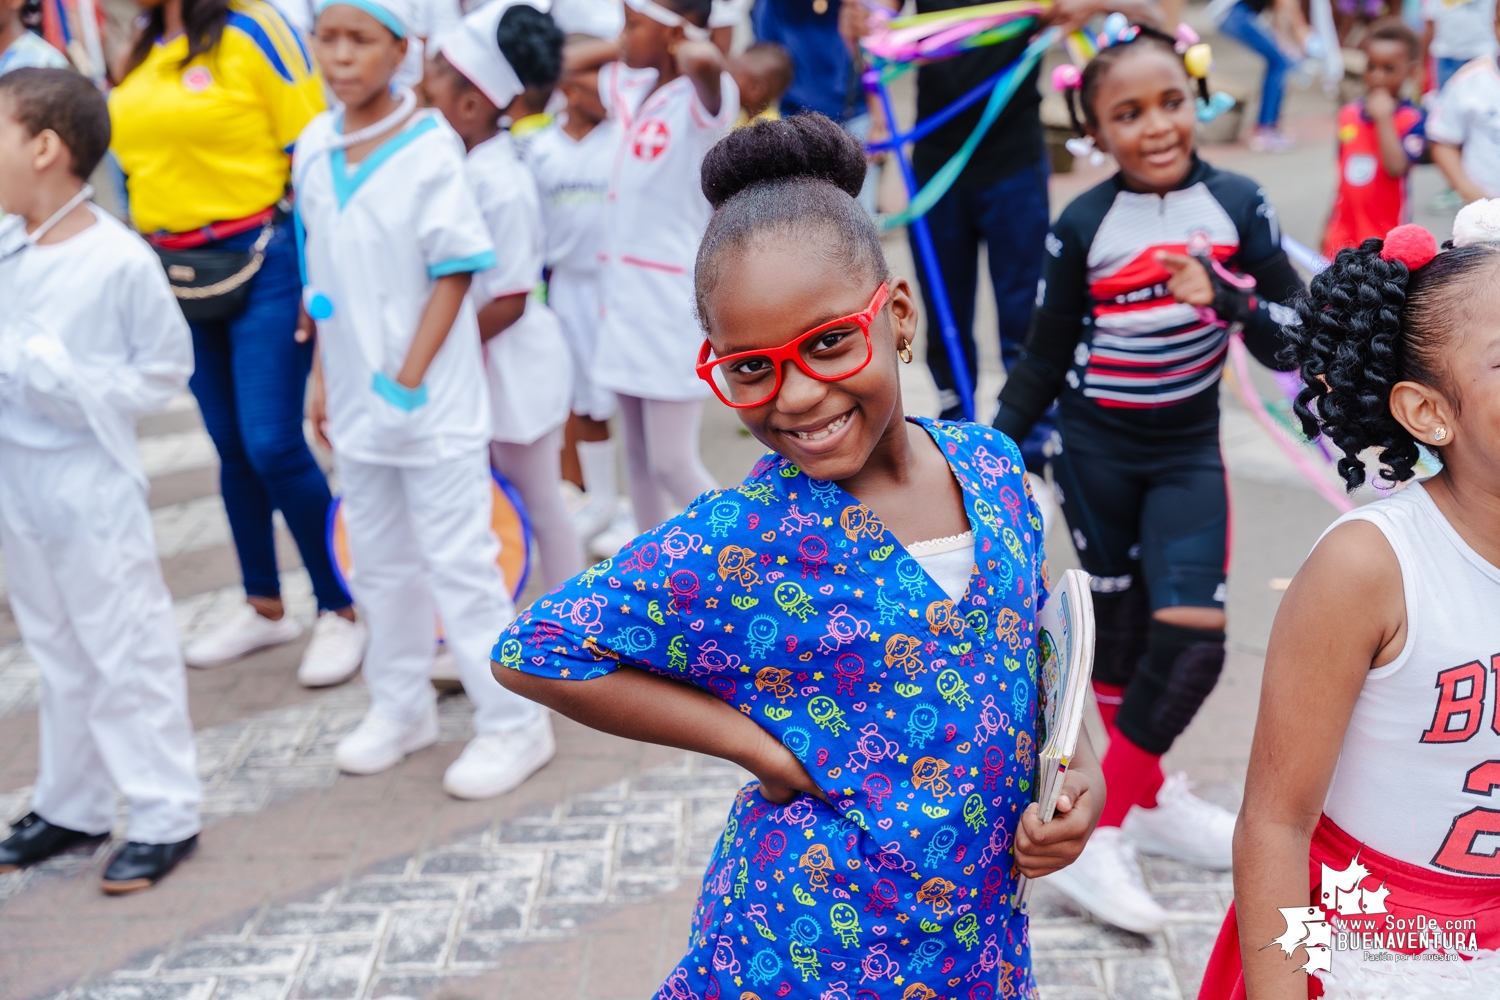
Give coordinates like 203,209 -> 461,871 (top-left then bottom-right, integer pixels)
991,24 -> 1304,935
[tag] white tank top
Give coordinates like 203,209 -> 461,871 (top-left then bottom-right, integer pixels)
1321,481 -> 1500,876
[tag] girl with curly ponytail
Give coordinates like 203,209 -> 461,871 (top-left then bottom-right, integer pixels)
495,112 -> 1105,1000
1209,212 -> 1500,1000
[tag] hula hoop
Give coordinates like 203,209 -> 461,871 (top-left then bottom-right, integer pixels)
324,465 -> 535,606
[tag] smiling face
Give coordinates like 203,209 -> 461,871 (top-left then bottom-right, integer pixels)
1086,45 -> 1198,195
311,4 -> 407,111
698,232 -> 918,482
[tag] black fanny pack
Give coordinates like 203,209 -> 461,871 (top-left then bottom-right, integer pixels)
154,207 -> 284,323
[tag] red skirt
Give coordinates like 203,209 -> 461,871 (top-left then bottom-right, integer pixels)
1197,815 -> 1500,1000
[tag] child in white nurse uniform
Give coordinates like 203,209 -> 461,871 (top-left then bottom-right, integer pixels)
433,0 -> 585,592
297,0 -> 553,798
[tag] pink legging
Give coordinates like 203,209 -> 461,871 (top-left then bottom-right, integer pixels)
489,429 -> 585,589
616,395 -> 718,531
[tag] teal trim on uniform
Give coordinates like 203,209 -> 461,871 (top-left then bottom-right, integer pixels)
315,0 -> 406,36
371,372 -> 428,410
328,116 -> 437,209
428,250 -> 497,278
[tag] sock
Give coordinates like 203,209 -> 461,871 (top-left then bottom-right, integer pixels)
1098,730 -> 1163,828
575,438 -> 617,506
1092,680 -> 1124,733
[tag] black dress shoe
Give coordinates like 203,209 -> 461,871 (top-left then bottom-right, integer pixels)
100,835 -> 198,894
0,812 -> 106,873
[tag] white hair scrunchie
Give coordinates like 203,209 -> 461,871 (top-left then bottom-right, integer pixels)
1451,198 -> 1500,248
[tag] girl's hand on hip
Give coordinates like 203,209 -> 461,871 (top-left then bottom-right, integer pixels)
1014,768 -> 1100,878
745,725 -> 829,805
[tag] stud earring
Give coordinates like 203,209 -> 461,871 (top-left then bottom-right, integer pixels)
898,341 -> 914,364
1435,427 -> 1447,442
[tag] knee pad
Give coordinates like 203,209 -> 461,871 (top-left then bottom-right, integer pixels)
1115,620 -> 1225,756
1089,583 -> 1152,689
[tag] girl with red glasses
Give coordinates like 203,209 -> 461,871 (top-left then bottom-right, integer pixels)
493,113 -> 1103,999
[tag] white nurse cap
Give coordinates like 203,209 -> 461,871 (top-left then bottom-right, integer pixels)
439,0 -> 553,111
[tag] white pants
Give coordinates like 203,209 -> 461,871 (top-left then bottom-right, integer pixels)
616,394 -> 717,531
337,451 -> 539,735
550,273 -> 615,422
0,440 -> 201,844
490,430 -> 584,590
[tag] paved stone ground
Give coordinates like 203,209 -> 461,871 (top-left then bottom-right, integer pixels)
2,7 -> 1463,998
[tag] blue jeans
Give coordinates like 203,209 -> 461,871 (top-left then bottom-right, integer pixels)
1435,56 -> 1468,91
1219,2 -> 1293,129
910,159 -> 1055,470
187,219 -> 350,612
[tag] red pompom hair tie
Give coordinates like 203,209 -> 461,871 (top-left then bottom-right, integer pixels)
1379,224 -> 1439,271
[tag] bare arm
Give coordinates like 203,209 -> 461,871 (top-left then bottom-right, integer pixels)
676,38 -> 726,118
306,344 -> 331,450
1419,22 -> 1434,92
1015,727 -> 1104,877
564,37 -> 619,73
1363,90 -> 1409,179
1431,142 -> 1490,203
396,273 -> 471,390
477,293 -> 528,342
496,664 -> 828,804
1235,521 -> 1404,1000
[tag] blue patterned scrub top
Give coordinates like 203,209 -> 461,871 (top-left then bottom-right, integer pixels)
497,418 -> 1049,1000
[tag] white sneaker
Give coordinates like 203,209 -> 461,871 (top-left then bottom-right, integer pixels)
1122,772 -> 1237,869
334,706 -> 439,775
430,643 -> 463,692
571,496 -> 617,543
184,604 -> 302,668
297,611 -> 367,688
588,501 -> 640,559
443,713 -> 556,800
1041,826 -> 1168,935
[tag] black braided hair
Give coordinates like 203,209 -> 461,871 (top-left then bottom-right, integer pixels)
695,113 -> 889,329
1281,239 -> 1500,490
1073,25 -> 1207,132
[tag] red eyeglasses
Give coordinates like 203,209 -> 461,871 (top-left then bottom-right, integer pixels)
696,282 -> 890,408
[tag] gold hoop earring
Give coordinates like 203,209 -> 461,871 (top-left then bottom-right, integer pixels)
1435,427 -> 1447,442
898,341 -> 913,364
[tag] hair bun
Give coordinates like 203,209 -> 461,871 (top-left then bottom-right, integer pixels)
700,113 -> 867,209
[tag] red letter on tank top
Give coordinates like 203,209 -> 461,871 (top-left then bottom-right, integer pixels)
1420,661 -> 1486,744
1493,655 -> 1500,737
1431,760 -> 1500,876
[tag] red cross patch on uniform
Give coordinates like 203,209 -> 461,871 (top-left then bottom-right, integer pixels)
632,118 -> 671,161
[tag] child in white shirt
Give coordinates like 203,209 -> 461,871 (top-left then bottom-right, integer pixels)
0,68 -> 200,893
298,0 -> 552,798
525,50 -> 622,545
1428,23 -> 1500,203
428,0 -> 586,593
569,0 -> 737,535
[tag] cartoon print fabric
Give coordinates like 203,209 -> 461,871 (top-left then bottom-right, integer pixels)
497,418 -> 1049,1000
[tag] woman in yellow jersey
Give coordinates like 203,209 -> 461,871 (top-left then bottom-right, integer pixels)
110,0 -> 366,684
